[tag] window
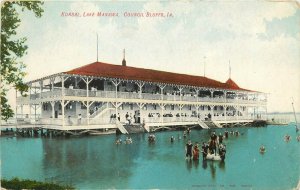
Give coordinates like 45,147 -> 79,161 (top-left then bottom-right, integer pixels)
43,103 -> 48,111
81,102 -> 86,109
66,103 -> 72,110
171,105 -> 175,110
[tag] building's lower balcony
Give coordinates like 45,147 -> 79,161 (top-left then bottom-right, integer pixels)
10,114 -> 261,127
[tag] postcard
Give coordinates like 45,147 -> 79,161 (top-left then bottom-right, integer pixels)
1,1 -> 299,190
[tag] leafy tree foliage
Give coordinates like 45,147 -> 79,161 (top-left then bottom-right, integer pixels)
1,1 -> 43,120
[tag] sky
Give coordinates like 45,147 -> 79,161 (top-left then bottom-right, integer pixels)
7,1 -> 300,112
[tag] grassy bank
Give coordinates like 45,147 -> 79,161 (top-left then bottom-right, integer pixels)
1,178 -> 74,190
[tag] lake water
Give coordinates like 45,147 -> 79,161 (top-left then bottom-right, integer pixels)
1,125 -> 299,190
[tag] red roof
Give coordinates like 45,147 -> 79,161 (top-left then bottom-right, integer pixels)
64,62 -> 254,91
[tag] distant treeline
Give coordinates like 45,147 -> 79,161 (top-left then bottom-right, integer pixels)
1,178 -> 74,190
268,112 -> 300,115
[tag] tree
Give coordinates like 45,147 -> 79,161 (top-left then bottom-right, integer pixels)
1,1 -> 43,120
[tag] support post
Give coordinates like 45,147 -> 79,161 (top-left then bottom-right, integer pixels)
136,82 -> 145,99
210,105 -> 214,121
179,104 -> 184,122
159,84 -> 166,100
50,77 -> 55,97
196,89 -> 199,102
159,104 -> 165,123
179,87 -> 183,102
39,80 -> 43,99
61,100 -> 70,127
112,80 -> 121,99
224,106 -> 227,121
210,89 -> 214,98
50,101 -> 55,121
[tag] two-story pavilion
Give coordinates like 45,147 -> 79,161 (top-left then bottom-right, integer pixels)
16,56 -> 267,132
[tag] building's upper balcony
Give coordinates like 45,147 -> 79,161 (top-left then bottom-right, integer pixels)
17,88 -> 267,105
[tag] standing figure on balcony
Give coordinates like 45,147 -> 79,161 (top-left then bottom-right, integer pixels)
117,113 -> 120,122
78,114 -> 82,125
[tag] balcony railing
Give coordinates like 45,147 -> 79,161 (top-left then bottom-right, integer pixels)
18,88 -> 267,105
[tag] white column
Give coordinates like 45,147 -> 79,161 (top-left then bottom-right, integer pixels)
87,101 -> 90,125
112,80 -> 120,99
21,105 -> 23,118
179,104 -> 183,122
224,106 -> 227,121
210,89 -> 214,98
179,87 -> 183,101
210,105 -> 214,121
62,101 -> 65,127
39,80 -> 43,99
50,77 -> 55,97
159,85 -> 166,100
61,76 -> 65,96
136,82 -> 145,99
50,101 -> 55,120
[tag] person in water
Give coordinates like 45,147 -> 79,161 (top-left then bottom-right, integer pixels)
193,143 -> 200,160
224,130 -> 229,138
148,134 -> 156,143
170,136 -> 175,143
183,131 -> 187,138
284,134 -> 291,142
211,131 -> 217,141
185,140 -> 193,160
209,139 -> 217,155
201,142 -> 208,161
178,134 -> 181,140
219,144 -> 226,161
115,138 -> 122,145
125,137 -> 132,144
260,145 -> 266,153
235,130 -> 239,136
218,133 -> 223,144
210,132 -> 218,155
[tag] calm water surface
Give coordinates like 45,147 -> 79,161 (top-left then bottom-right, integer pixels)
1,125 -> 300,189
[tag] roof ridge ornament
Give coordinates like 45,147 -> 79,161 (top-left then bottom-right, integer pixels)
122,49 -> 126,66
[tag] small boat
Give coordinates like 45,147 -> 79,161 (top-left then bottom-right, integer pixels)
206,153 -> 221,161
88,129 -> 116,136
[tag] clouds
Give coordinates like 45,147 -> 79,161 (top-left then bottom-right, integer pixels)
9,1 -> 300,112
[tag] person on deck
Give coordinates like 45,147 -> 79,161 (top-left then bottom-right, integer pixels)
185,140 -> 193,160
117,113 -> 120,121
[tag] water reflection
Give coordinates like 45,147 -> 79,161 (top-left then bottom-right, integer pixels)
41,135 -> 142,188
202,160 -> 208,170
209,162 -> 216,179
185,159 -> 193,172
